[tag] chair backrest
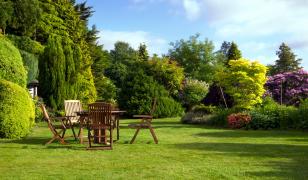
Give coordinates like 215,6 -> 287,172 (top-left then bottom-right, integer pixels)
88,102 -> 112,127
40,104 -> 57,135
64,100 -> 82,123
150,98 -> 157,116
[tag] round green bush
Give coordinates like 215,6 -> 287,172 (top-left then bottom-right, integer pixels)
0,36 -> 27,87
0,80 -> 35,139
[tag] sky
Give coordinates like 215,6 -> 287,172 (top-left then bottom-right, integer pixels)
77,0 -> 308,69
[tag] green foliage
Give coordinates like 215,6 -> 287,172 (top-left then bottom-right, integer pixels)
0,80 -> 35,139
146,56 -> 185,95
138,43 -> 149,61
269,43 -> 302,75
216,58 -> 267,110
191,104 -> 217,114
181,78 -> 209,109
0,0 -> 13,34
39,35 -> 83,109
110,41 -> 138,65
7,35 -> 44,55
154,97 -> 184,118
0,36 -> 27,87
20,50 -> 39,82
168,34 -> 218,82
226,42 -> 242,62
39,35 -> 66,109
9,0 -> 41,36
247,97 -> 307,130
247,111 -> 275,130
119,70 -> 183,118
95,76 -> 117,103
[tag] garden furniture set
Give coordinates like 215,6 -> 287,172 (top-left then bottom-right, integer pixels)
40,99 -> 158,150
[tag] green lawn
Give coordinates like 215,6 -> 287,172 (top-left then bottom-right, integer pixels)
1,118 -> 308,179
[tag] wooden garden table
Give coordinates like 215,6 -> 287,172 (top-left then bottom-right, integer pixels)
76,110 -> 126,144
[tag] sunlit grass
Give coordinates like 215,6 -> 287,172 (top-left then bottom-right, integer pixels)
1,118 -> 308,179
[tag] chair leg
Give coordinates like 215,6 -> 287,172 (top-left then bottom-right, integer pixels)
61,129 -> 66,138
130,128 -> 140,144
71,127 -> 77,140
110,128 -> 113,149
149,127 -> 158,144
88,129 -> 92,148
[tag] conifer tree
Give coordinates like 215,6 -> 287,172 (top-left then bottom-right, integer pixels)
138,43 -> 149,61
39,35 -> 66,109
269,43 -> 302,75
226,42 -> 242,64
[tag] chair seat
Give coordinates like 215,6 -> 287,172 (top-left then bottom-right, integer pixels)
89,124 -> 112,130
128,123 -> 150,129
133,115 -> 153,119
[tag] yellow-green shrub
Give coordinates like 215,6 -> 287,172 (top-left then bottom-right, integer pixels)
0,80 -> 35,139
0,36 -> 27,87
216,58 -> 267,110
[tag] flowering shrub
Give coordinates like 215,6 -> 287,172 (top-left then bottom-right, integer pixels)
227,113 -> 251,129
266,69 -> 308,105
180,78 -> 209,110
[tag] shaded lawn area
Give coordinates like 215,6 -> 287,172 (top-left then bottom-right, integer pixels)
1,118 -> 308,179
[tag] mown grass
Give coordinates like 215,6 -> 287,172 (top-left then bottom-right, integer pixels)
1,117 -> 308,179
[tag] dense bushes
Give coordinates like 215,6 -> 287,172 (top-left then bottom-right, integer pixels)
0,36 -> 27,87
0,80 -> 35,138
118,70 -> 183,118
154,97 -> 184,118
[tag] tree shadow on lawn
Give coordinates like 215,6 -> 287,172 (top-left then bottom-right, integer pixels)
173,142 -> 308,179
194,130 -> 308,139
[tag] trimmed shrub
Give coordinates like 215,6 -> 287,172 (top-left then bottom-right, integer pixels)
248,111 -> 277,130
181,112 -> 216,125
227,113 -> 251,129
154,97 -> 184,118
0,36 -> 27,87
0,80 -> 35,139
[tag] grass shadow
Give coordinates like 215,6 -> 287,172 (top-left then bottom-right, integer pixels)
173,142 -> 308,179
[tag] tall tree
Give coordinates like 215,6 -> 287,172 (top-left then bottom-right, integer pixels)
269,43 -> 302,75
226,42 -> 242,64
38,35 -> 66,109
0,0 -> 13,34
138,43 -> 149,61
9,0 -> 41,37
168,34 -> 217,82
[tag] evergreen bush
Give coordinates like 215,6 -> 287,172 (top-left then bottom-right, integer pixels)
0,36 -> 27,87
0,80 -> 35,138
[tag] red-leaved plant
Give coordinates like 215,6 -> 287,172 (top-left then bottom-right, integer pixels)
227,113 -> 251,129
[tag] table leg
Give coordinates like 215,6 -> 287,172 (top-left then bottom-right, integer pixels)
78,117 -> 84,144
117,117 -> 120,141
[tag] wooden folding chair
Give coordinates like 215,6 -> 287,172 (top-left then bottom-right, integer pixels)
64,100 -> 83,140
87,102 -> 114,150
129,98 -> 158,144
40,104 -> 70,145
